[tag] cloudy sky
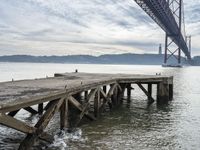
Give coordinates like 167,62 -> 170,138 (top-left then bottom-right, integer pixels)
0,0 -> 199,56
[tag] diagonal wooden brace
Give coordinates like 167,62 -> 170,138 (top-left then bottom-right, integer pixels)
0,113 -> 36,134
68,96 -> 96,121
137,83 -> 155,103
18,96 -> 66,150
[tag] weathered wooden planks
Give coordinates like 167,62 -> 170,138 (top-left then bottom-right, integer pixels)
0,72 -> 173,150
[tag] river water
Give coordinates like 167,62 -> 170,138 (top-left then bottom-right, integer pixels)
0,62 -> 200,150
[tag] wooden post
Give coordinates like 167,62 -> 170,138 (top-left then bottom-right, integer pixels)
84,91 -> 88,101
19,98 -> 65,150
169,84 -> 173,101
73,93 -> 82,103
148,83 -> 152,101
137,83 -> 155,104
111,87 -> 118,106
38,103 -> 43,115
156,83 -> 159,100
157,79 -> 169,104
169,77 -> 173,101
127,84 -> 131,102
23,107 -> 38,115
8,109 -> 20,117
60,99 -> 68,130
103,86 -> 107,94
94,88 -> 100,118
117,83 -> 126,104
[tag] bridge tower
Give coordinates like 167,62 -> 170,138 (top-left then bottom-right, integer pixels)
186,36 -> 192,57
164,0 -> 183,66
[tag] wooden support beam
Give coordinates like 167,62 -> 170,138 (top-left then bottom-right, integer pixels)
169,84 -> 173,101
99,88 -> 112,110
19,97 -> 66,150
116,83 -> 122,92
114,83 -> 122,105
107,83 -> 119,107
0,114 -> 36,134
84,91 -> 88,101
68,96 -> 96,121
44,100 -> 57,111
103,86 -> 107,93
148,83 -> 152,100
118,83 -> 126,104
107,83 -> 118,97
60,99 -> 68,130
8,109 -> 20,117
94,88 -> 100,117
157,80 -> 169,104
127,84 -> 131,102
38,103 -> 43,115
137,83 -> 155,103
0,113 -> 54,143
80,89 -> 96,116
87,89 -> 97,102
73,93 -> 82,102
111,88 -> 118,106
23,107 -> 38,115
75,89 -> 97,126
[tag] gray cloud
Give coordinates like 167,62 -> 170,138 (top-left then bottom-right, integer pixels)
0,0 -> 199,56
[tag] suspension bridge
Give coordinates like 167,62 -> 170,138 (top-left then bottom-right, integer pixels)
134,0 -> 191,65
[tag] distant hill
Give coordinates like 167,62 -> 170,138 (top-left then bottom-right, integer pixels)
192,56 -> 200,66
0,53 -> 191,65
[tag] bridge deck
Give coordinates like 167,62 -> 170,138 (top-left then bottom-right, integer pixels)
0,72 -> 170,113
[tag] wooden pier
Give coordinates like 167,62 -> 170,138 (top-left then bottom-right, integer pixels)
0,72 -> 173,149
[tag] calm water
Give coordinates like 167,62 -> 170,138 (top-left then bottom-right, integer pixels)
0,62 -> 200,150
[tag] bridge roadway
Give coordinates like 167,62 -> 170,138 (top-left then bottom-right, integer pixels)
134,0 -> 191,59
0,72 -> 173,149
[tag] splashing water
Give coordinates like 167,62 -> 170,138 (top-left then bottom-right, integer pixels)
49,128 -> 86,150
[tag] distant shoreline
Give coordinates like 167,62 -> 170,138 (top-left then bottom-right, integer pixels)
0,53 -> 199,66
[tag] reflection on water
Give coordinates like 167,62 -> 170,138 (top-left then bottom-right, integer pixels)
0,63 -> 200,149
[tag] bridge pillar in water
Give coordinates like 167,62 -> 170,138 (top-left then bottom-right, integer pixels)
164,0 -> 183,66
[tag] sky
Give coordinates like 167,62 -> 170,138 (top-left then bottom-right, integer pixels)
0,0 -> 200,56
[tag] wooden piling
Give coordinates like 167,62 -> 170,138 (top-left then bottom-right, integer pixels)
137,83 -> 155,103
169,84 -> 173,101
38,103 -> 43,115
103,86 -> 107,93
112,87 -> 118,105
127,84 -> 131,102
94,88 -> 100,117
60,99 -> 68,130
148,83 -> 152,100
157,79 -> 169,104
84,91 -> 88,101
169,77 -> 174,101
